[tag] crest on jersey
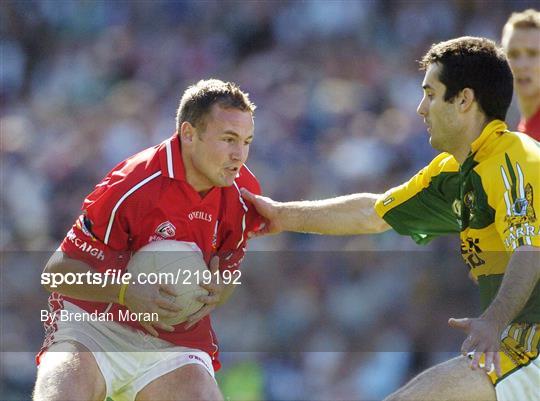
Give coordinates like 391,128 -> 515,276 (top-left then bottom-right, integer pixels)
463,191 -> 475,209
76,214 -> 96,241
500,155 -> 538,249
155,221 -> 176,238
501,157 -> 537,226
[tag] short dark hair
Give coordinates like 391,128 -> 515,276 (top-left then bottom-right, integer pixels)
176,79 -> 256,132
419,36 -> 513,121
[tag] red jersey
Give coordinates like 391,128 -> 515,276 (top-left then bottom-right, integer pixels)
41,134 -> 263,371
518,106 -> 540,141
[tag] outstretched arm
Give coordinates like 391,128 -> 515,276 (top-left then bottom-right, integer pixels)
241,189 -> 391,236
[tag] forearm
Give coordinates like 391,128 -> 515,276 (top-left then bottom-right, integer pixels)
275,193 -> 391,235
481,246 -> 540,329
42,251 -> 122,304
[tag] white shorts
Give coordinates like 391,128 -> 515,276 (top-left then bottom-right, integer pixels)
42,302 -> 215,401
495,356 -> 540,401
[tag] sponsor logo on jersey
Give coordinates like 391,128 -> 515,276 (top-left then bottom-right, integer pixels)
382,197 -> 394,206
504,222 -> 540,248
460,236 -> 485,269
188,211 -> 213,222
66,229 -> 105,261
155,221 -> 176,238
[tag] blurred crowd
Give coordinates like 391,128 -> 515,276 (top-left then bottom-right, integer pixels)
1,1 -> 535,400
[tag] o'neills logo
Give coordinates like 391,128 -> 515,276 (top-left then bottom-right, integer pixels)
155,221 -> 176,238
188,211 -> 212,222
188,354 -> 210,370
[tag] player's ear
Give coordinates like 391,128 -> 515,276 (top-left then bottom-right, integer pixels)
458,88 -> 475,112
180,121 -> 195,144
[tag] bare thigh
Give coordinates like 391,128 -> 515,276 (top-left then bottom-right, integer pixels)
135,364 -> 223,401
383,355 -> 497,401
33,341 -> 106,401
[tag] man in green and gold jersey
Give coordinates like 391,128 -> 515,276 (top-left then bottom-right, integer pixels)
242,37 -> 539,401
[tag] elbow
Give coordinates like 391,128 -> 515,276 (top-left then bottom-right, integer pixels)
361,215 -> 391,234
42,262 -> 56,293
374,219 -> 392,234
42,252 -> 65,293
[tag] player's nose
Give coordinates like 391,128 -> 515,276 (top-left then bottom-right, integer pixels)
511,55 -> 528,71
230,144 -> 245,162
417,99 -> 427,117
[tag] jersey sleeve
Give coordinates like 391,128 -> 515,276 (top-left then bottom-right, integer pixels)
374,153 -> 461,245
60,169 -> 132,272
493,152 -> 540,251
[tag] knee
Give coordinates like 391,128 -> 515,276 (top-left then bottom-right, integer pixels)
171,365 -> 223,401
182,376 -> 223,401
188,387 -> 223,401
33,345 -> 106,401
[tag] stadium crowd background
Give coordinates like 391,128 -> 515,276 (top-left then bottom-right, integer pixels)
1,1 -> 537,400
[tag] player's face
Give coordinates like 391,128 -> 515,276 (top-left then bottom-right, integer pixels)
503,27 -> 540,99
417,63 -> 462,153
189,104 -> 254,192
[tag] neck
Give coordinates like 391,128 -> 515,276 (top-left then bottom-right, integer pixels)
451,116 -> 489,164
517,94 -> 540,120
181,149 -> 212,196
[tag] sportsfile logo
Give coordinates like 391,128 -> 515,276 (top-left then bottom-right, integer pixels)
66,229 -> 105,261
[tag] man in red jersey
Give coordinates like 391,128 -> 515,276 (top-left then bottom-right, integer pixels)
33,79 -> 263,401
502,9 -> 540,140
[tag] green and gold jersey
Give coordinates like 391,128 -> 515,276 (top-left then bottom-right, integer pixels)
375,120 -> 540,322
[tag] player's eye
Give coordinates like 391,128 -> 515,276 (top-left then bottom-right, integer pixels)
223,137 -> 235,143
526,49 -> 539,57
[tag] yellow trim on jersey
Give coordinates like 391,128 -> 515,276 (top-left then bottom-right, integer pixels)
482,323 -> 540,385
470,120 -> 507,155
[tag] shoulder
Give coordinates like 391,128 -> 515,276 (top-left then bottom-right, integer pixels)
476,131 -> 539,207
477,131 -> 539,181
84,145 -> 163,211
490,130 -> 539,159
404,153 -> 458,191
424,153 -> 460,177
232,164 -> 261,195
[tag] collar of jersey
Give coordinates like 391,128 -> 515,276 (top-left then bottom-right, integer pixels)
158,133 -> 187,181
469,119 -> 507,155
